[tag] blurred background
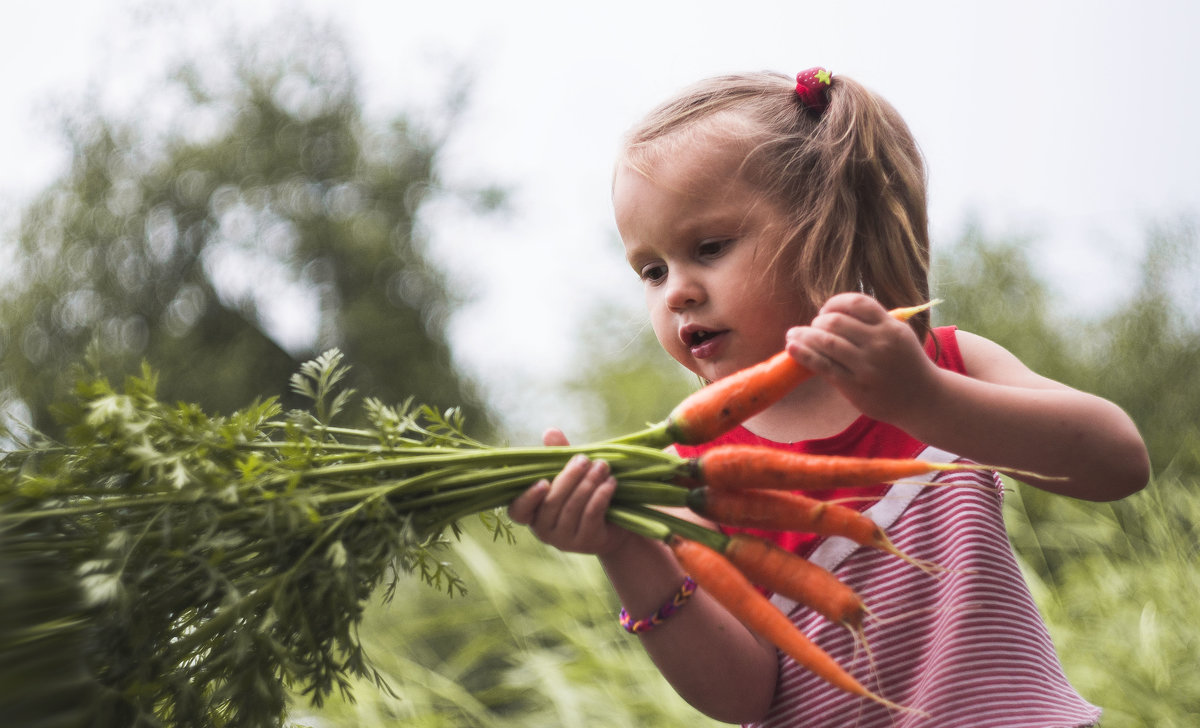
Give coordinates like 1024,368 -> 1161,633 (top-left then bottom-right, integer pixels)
0,0 -> 1196,726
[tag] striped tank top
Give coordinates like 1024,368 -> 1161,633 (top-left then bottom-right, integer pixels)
674,327 -> 1100,728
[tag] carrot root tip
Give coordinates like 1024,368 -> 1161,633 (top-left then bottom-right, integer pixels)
882,544 -> 948,576
865,693 -> 928,718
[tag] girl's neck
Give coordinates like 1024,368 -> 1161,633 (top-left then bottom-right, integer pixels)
740,378 -> 861,444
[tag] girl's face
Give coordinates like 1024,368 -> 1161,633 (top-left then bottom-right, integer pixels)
614,137 -> 811,382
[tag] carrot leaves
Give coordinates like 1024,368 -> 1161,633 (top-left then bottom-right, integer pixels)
0,350 -> 543,726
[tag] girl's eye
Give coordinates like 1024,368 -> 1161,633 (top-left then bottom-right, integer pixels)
697,239 -> 731,259
640,264 -> 667,283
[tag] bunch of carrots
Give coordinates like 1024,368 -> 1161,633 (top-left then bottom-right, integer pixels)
0,302 -> 980,724
603,301 -> 959,712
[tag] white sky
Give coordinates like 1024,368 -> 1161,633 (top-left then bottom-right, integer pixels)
2,0 -> 1198,439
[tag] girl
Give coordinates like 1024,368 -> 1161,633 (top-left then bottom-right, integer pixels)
508,69 -> 1149,727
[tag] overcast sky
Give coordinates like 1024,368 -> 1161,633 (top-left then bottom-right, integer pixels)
2,0 -> 1198,438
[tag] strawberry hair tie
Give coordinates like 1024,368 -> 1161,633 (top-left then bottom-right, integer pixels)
795,67 -> 833,113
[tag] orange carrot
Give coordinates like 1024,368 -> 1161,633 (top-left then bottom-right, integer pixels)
692,445 -> 979,491
723,533 -> 866,630
688,487 -> 885,545
667,535 -> 903,710
663,302 -> 937,445
688,487 -> 942,573
665,351 -> 809,445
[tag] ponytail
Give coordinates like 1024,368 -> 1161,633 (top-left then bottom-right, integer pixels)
789,75 -> 931,338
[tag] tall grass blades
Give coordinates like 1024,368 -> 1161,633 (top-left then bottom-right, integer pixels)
1005,437 -> 1200,727
292,521 -> 721,727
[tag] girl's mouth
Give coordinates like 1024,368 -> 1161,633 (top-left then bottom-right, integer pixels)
685,328 -> 727,358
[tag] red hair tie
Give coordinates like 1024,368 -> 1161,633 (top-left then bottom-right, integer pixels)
795,67 -> 833,113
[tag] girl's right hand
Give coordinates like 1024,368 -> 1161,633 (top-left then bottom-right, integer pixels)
506,428 -> 631,556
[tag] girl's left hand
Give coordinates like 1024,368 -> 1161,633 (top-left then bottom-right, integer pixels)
785,292 -> 939,423
506,429 -> 630,556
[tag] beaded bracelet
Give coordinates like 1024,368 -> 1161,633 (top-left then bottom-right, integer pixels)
619,576 -> 698,634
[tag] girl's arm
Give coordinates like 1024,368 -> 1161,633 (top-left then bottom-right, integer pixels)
911,330 -> 1150,499
507,430 -> 778,723
787,293 -> 1150,501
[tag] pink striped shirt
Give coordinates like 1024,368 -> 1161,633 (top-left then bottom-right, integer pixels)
751,466 -> 1100,727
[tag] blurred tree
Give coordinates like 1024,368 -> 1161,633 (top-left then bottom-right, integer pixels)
930,225 -> 1076,383
0,19 -> 497,437
1075,220 -> 1200,477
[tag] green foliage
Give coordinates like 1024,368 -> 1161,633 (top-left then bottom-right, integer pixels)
1006,455 -> 1200,727
1,349 -> 708,727
1069,221 -> 1200,474
0,17 -> 493,438
0,526 -> 97,728
930,225 -> 1076,383
0,352 -> 506,727
296,522 -> 720,728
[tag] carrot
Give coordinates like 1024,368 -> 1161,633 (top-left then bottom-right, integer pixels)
691,445 -> 980,492
662,302 -> 938,445
665,351 -> 809,445
722,533 -> 866,630
687,487 -> 939,573
688,486 -> 856,533
667,535 -> 904,711
887,299 -> 942,322
687,486 -> 884,545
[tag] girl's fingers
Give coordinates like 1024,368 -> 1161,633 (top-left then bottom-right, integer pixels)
811,313 -> 873,351
541,458 -> 606,531
536,454 -> 590,524
551,460 -> 612,533
786,327 -> 850,377
819,292 -> 889,323
515,427 -> 572,529
507,479 -> 549,524
517,454 -> 621,553
543,428 -> 570,447
514,427 -> 625,555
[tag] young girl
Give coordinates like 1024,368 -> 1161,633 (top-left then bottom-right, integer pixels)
507,69 -> 1149,727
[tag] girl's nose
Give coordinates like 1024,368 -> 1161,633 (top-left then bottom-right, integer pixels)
665,271 -> 705,311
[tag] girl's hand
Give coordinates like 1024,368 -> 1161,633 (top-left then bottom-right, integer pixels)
507,429 -> 630,556
785,293 -> 938,423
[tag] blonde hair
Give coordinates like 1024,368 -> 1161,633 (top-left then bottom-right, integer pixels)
621,71 -> 932,338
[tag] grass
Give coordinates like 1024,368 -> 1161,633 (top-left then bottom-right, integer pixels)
1005,461 -> 1200,727
292,520 -> 720,727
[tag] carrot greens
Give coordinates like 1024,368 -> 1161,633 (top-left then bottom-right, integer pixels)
0,350 -> 685,727
1,331 -> 978,725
